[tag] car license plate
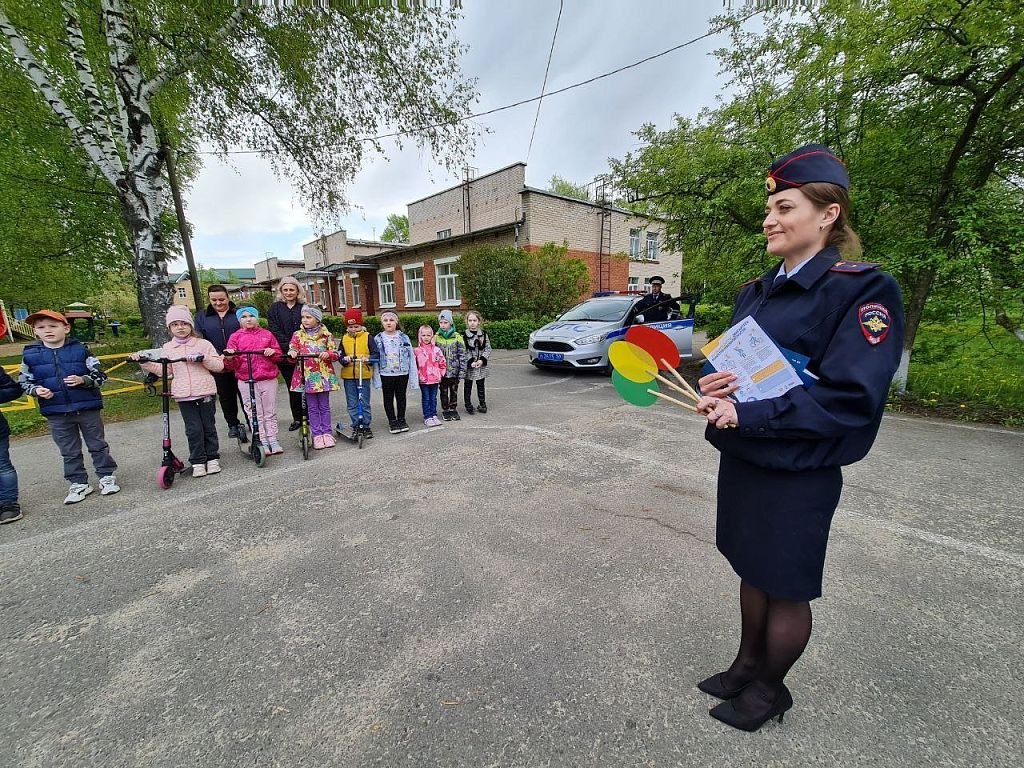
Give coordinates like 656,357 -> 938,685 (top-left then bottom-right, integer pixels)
537,352 -> 564,362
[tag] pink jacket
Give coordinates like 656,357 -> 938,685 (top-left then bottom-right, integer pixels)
139,337 -> 223,401
413,343 -> 447,385
223,327 -> 282,382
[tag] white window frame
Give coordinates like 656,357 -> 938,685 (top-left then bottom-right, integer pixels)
629,228 -> 641,260
177,287 -> 187,299
377,268 -> 396,308
402,262 -> 425,308
437,228 -> 452,240
351,276 -> 361,307
434,256 -> 461,306
627,276 -> 640,291
644,277 -> 654,293
646,232 -> 659,261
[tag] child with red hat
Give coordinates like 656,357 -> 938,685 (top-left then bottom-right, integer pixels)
336,308 -> 376,438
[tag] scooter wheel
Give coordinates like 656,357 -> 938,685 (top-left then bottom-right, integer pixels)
301,434 -> 311,460
253,443 -> 267,468
357,431 -> 365,449
157,466 -> 175,489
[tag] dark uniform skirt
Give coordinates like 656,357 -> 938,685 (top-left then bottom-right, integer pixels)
716,453 -> 843,601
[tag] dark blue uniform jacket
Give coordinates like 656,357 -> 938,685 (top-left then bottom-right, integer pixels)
706,246 -> 904,471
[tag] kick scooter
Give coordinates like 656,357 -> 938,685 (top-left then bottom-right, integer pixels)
290,353 -> 321,460
136,351 -> 200,489
336,355 -> 378,449
223,350 -> 269,468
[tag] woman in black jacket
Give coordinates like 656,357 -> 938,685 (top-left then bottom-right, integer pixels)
266,276 -> 306,431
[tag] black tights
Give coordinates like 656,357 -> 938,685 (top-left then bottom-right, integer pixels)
722,580 -> 812,711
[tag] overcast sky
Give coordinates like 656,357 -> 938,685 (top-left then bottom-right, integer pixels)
181,1 -> 756,271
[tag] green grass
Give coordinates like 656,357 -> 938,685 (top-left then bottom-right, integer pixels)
891,318 -> 1024,427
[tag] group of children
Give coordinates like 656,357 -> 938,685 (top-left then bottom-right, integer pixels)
0,305 -> 492,525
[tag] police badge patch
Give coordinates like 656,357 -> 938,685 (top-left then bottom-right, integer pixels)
858,303 -> 891,345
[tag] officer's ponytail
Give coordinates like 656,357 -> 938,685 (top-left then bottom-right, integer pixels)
800,182 -> 863,259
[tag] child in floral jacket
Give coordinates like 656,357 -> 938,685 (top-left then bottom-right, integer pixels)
287,305 -> 340,449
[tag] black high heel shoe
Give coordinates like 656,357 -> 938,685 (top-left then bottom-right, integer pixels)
708,683 -> 793,732
697,672 -> 753,700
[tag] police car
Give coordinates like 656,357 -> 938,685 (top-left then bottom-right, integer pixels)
528,291 -> 698,373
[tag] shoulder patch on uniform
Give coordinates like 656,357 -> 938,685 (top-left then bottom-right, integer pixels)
858,303 -> 892,345
830,260 -> 880,273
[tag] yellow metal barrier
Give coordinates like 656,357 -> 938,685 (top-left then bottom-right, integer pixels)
1,353 -> 147,413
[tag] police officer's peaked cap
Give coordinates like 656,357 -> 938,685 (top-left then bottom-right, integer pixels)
765,144 -> 849,194
649,275 -> 665,285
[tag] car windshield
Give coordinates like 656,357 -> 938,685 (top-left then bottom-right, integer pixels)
559,298 -> 634,323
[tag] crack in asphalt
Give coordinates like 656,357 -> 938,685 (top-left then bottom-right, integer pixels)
612,513 -> 713,545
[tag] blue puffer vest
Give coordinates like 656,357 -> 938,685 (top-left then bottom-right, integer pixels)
22,340 -> 104,416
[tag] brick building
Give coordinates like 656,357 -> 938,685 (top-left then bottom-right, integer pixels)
257,163 -> 681,317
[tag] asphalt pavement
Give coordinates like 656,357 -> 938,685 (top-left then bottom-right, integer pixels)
1,350 -> 1021,767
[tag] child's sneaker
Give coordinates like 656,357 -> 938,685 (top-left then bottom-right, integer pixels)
451,410 -> 461,421
206,459 -> 222,474
192,463 -> 207,478
323,434 -> 336,447
268,441 -> 284,454
312,434 -> 325,450
64,483 -> 93,504
465,403 -> 475,415
389,420 -> 401,434
99,475 -> 120,496
430,416 -> 444,427
477,402 -> 488,414
397,419 -> 410,433
363,427 -> 374,439
0,502 -> 23,524
442,410 -> 452,421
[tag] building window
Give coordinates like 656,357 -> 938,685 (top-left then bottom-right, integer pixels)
627,276 -> 640,291
351,277 -> 361,307
435,259 -> 461,305
378,269 -> 396,306
177,287 -> 187,299
437,228 -> 452,240
629,228 -> 641,260
403,265 -> 424,306
646,232 -> 659,261
644,277 -> 653,293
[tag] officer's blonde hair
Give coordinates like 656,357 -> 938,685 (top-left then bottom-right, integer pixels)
800,182 -> 863,259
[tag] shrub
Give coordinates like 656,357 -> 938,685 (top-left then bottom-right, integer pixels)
486,318 -> 546,349
695,302 -> 733,338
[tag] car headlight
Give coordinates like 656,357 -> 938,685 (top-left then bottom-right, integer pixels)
573,332 -> 607,346
528,331 -> 536,343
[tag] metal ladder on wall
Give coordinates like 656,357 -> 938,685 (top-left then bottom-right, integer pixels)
595,175 -> 612,292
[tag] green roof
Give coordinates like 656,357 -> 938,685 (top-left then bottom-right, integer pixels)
173,268 -> 257,283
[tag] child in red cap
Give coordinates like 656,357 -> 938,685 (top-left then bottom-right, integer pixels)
336,308 -> 376,438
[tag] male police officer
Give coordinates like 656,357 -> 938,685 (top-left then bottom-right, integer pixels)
634,276 -> 679,323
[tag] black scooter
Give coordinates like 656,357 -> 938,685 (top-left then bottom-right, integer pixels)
290,353 -> 321,460
223,350 -> 268,468
136,351 -> 198,489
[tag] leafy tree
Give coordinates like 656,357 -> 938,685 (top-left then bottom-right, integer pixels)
457,245 -> 528,320
457,242 -> 590,320
548,174 -> 590,201
0,51 -> 130,310
0,1 -> 475,342
381,213 -> 409,243
613,0 -> 1024,392
251,289 -> 274,317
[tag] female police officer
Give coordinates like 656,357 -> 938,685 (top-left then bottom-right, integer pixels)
694,145 -> 904,731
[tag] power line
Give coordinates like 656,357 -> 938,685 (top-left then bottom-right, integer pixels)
526,0 -> 563,163
200,10 -> 762,156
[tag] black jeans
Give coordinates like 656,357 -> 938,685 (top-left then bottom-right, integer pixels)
439,378 -> 459,411
463,379 -> 486,406
212,371 -> 242,428
179,397 -> 220,465
277,362 -> 303,422
380,375 -> 409,423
